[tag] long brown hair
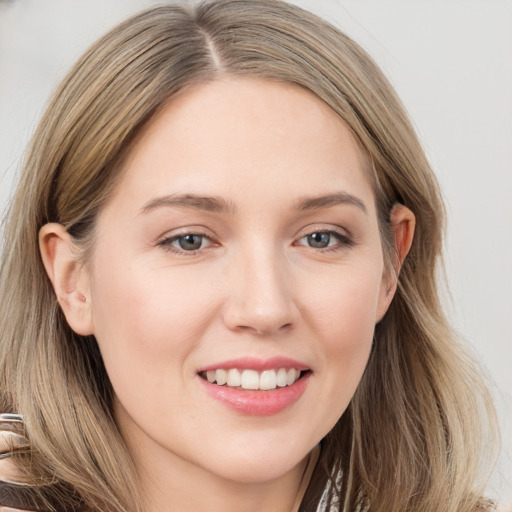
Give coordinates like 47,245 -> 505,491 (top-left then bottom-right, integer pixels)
0,1 -> 497,511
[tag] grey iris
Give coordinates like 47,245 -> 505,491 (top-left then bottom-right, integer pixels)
307,232 -> 330,248
179,234 -> 203,250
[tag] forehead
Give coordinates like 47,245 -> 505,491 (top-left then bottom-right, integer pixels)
108,77 -> 375,215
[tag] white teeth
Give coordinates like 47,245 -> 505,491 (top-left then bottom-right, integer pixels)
204,367 -> 303,390
286,368 -> 296,386
241,369 -> 259,390
216,369 -> 227,386
227,368 -> 241,387
276,368 -> 287,387
260,370 -> 277,390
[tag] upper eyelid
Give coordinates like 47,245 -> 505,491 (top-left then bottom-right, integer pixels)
154,224 -> 354,247
299,229 -> 347,239
296,230 -> 352,245
295,224 -> 353,240
159,232 -> 212,245
155,226 -> 214,242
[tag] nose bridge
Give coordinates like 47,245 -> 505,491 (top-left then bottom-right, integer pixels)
223,238 -> 296,335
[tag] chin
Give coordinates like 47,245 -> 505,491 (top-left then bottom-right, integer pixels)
199,436 -> 311,484
210,458 -> 301,485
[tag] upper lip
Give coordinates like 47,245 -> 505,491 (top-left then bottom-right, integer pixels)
198,356 -> 310,373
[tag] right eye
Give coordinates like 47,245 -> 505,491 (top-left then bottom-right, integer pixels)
158,232 -> 212,254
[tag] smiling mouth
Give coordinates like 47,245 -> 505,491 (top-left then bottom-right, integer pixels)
199,368 -> 309,391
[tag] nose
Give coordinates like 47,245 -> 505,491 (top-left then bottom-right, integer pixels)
222,245 -> 298,336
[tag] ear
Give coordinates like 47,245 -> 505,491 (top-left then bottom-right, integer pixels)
376,204 -> 416,322
39,223 -> 94,335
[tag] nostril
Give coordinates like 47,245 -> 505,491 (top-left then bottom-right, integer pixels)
244,322 -> 293,336
221,284 -> 299,335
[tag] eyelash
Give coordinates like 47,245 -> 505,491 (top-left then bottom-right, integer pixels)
295,229 -> 354,252
158,231 -> 213,255
157,228 -> 354,256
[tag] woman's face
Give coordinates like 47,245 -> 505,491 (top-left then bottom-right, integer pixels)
74,78 -> 395,483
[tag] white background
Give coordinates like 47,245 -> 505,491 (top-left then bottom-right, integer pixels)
1,0 -> 510,506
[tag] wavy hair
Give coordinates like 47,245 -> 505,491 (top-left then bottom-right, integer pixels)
0,1 -> 497,511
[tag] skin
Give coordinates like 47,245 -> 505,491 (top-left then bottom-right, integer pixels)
40,78 -> 415,512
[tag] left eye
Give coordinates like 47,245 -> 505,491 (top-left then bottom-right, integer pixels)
298,231 -> 346,249
162,233 -> 210,252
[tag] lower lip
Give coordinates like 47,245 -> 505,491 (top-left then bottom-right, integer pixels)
199,372 -> 311,416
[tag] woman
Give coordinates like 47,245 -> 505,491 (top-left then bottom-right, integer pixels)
0,1 -> 498,511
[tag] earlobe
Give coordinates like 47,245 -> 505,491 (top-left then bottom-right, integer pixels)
376,204 -> 416,322
39,223 -> 94,335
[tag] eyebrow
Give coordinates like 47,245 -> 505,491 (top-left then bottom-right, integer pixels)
139,191 -> 366,215
140,193 -> 236,215
294,192 -> 367,214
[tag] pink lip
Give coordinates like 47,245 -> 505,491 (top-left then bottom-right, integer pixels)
198,372 -> 311,417
198,356 -> 309,373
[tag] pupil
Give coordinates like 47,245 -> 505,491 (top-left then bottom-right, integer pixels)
179,235 -> 202,250
308,232 -> 330,248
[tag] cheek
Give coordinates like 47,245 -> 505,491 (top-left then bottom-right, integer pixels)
88,252 -> 218,400
305,261 -> 383,344
302,263 -> 383,421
